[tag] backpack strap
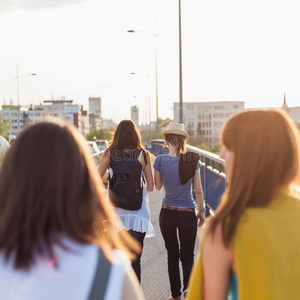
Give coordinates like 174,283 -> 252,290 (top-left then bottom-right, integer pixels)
88,248 -> 112,300
138,150 -> 144,188
138,150 -> 143,162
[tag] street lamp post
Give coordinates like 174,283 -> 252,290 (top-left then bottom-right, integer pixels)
178,0 -> 183,123
14,65 -> 36,134
131,72 -> 151,142
127,28 -> 159,139
133,95 -> 151,142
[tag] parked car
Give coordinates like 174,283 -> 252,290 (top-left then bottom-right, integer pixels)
85,141 -> 101,155
95,139 -> 108,151
86,140 -> 109,188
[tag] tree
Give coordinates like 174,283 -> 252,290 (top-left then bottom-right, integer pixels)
138,125 -> 151,144
150,117 -> 173,140
0,115 -> 11,140
86,126 -> 116,141
294,121 -> 300,131
212,144 -> 222,154
159,118 -> 173,129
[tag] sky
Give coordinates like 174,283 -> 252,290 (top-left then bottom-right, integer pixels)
0,0 -> 300,124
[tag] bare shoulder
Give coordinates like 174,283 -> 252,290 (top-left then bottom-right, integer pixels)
140,150 -> 151,166
99,148 -> 111,167
202,223 -> 234,299
103,148 -> 111,159
203,223 -> 223,245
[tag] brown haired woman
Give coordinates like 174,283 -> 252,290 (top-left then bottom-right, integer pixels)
98,119 -> 154,283
153,122 -> 205,300
0,119 -> 144,300
187,108 -> 300,300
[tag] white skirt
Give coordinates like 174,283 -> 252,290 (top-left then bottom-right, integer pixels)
112,187 -> 155,238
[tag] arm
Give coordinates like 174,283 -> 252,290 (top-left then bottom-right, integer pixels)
202,225 -> 233,300
143,153 -> 154,193
193,168 -> 205,227
122,265 -> 145,300
154,169 -> 164,191
98,149 -> 110,177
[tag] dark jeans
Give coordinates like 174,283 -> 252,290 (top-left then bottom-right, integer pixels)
128,230 -> 146,283
159,208 -> 198,298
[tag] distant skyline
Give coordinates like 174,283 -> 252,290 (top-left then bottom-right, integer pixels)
0,0 -> 299,124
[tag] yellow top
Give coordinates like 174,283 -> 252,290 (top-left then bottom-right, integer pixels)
186,187 -> 300,300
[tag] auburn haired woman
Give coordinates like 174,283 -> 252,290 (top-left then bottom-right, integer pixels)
187,108 -> 300,300
98,119 -> 154,283
153,122 -> 205,300
0,119 -> 144,300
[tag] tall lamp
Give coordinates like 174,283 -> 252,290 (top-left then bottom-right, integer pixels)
127,29 -> 159,139
133,95 -> 151,142
131,72 -> 151,141
178,0 -> 183,123
14,65 -> 36,134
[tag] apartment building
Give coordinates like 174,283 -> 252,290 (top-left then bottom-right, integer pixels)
174,101 -> 244,148
88,97 -> 102,131
131,105 -> 139,126
0,100 -> 88,136
282,95 -> 300,122
89,97 -> 101,118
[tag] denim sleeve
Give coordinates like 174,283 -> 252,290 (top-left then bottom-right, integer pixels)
196,161 -> 200,170
153,155 -> 161,171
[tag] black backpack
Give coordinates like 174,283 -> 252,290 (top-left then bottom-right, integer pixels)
108,149 -> 143,211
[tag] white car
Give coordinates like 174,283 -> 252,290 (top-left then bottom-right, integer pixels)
85,141 -> 101,155
95,139 -> 108,151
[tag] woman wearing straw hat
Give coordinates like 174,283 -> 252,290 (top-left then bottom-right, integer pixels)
153,122 -> 205,300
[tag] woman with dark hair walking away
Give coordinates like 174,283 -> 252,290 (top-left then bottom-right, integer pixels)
0,118 -> 144,300
153,122 -> 205,300
98,120 -> 154,283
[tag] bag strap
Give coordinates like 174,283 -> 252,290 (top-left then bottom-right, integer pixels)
88,248 -> 112,300
138,150 -> 144,188
138,150 -> 143,162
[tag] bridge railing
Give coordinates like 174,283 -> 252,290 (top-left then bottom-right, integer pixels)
90,150 -> 105,166
145,139 -> 226,215
91,140 -> 226,215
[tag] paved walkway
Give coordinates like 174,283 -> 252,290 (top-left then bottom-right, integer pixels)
141,186 -> 202,300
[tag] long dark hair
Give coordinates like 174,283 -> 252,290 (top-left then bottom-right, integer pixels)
0,118 -> 139,270
108,119 -> 150,165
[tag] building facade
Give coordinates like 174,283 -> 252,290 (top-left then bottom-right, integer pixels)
88,97 -> 102,131
88,97 -> 101,118
174,101 -> 244,148
131,105 -> 139,126
282,95 -> 300,122
0,100 -> 88,136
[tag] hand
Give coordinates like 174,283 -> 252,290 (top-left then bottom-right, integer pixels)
197,211 -> 205,227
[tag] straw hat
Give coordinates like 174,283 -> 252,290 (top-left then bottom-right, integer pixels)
161,122 -> 189,138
